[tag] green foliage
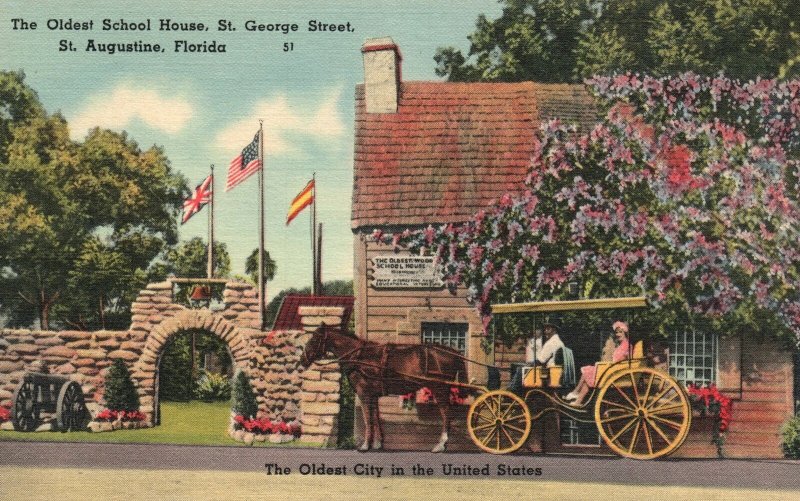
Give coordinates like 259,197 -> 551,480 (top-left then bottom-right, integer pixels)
437,0 -> 800,82
244,248 -> 277,286
0,71 -> 188,329
159,330 -> 231,401
149,237 -> 232,305
336,371 -> 356,449
781,414 -> 800,459
194,371 -> 231,402
103,359 -> 140,412
231,370 -> 258,419
152,237 -> 231,279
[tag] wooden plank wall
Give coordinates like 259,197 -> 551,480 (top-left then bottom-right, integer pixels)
724,337 -> 794,458
355,239 -> 473,343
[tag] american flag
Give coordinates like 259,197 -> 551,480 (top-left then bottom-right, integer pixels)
182,174 -> 213,224
225,132 -> 261,192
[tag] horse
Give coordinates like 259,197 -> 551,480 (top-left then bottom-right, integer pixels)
299,325 -> 469,453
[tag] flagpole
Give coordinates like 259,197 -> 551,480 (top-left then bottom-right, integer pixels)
312,172 -> 317,295
258,121 -> 266,330
207,164 -> 215,279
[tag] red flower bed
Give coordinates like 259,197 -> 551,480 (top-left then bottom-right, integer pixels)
687,383 -> 732,432
0,406 -> 10,423
95,409 -> 146,422
233,415 -> 301,437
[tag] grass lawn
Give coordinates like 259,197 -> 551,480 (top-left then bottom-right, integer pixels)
0,401 -> 308,447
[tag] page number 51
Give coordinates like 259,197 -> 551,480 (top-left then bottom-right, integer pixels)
283,42 -> 294,52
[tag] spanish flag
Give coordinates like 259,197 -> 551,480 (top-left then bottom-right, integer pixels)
286,179 -> 314,225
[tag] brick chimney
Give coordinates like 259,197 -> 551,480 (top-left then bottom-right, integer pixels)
361,37 -> 402,114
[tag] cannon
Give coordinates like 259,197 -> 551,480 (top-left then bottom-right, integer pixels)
12,372 -> 89,432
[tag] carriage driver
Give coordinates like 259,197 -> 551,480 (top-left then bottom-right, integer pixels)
508,315 -> 566,394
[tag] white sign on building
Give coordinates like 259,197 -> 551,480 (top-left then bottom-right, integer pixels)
369,255 -> 444,289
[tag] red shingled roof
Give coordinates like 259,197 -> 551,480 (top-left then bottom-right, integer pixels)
269,294 -> 354,332
352,81 -> 597,229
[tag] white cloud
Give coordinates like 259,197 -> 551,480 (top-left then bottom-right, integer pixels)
214,87 -> 344,156
70,84 -> 194,139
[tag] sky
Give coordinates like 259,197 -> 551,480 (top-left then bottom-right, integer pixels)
0,0 -> 502,300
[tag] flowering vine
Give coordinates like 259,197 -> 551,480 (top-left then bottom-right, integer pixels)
376,73 -> 800,345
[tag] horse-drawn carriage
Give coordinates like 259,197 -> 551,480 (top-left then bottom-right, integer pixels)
467,296 -> 691,460
300,295 -> 691,459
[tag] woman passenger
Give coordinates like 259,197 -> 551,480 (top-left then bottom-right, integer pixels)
565,321 -> 630,407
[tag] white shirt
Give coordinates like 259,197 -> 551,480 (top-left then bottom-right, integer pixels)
525,336 -> 543,363
536,334 -> 564,367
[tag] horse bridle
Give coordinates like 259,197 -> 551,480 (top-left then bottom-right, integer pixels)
301,327 -> 329,366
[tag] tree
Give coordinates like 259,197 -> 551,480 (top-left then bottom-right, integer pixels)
151,237 -> 231,279
244,248 -> 276,286
389,74 -> 800,345
436,1 -> 800,82
231,371 -> 258,419
0,71 -> 188,329
103,359 -> 140,411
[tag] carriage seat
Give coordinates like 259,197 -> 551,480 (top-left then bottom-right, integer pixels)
593,340 -> 645,387
521,347 -> 576,389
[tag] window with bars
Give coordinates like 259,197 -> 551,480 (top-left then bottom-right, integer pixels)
669,331 -> 717,387
421,322 -> 467,355
560,416 -> 601,446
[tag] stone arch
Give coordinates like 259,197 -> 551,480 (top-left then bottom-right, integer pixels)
127,281 -> 264,425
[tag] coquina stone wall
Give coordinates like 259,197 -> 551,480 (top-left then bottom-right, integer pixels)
0,280 -> 341,431
296,306 -> 346,446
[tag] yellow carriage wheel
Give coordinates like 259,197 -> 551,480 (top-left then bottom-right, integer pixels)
594,368 -> 691,460
467,390 -> 531,454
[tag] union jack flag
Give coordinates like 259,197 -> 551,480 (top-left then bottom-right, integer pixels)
182,174 -> 213,224
225,132 -> 261,192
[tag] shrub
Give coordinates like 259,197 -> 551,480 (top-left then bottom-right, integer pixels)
194,371 -> 231,401
103,359 -> 139,411
231,370 -> 258,419
0,406 -> 10,423
781,414 -> 800,459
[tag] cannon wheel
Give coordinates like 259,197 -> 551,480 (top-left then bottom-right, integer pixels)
467,389 -> 531,454
12,380 -> 39,431
56,381 -> 88,431
594,368 -> 691,460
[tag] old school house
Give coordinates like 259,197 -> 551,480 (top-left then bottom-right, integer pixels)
350,37 -> 798,458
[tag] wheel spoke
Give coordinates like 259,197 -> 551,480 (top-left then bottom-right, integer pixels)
642,373 -> 655,406
472,421 -> 496,432
600,398 -> 636,412
611,383 -> 638,409
648,404 -> 685,416
645,383 -> 678,410
500,425 -> 518,447
505,412 -> 527,422
609,416 -> 638,443
504,423 -> 527,434
629,372 -> 641,406
645,417 -> 673,443
650,414 -> 683,430
486,397 -> 500,419
480,427 -> 498,446
641,420 -> 653,456
600,412 -> 636,425
474,411 -> 495,424
628,418 -> 641,454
